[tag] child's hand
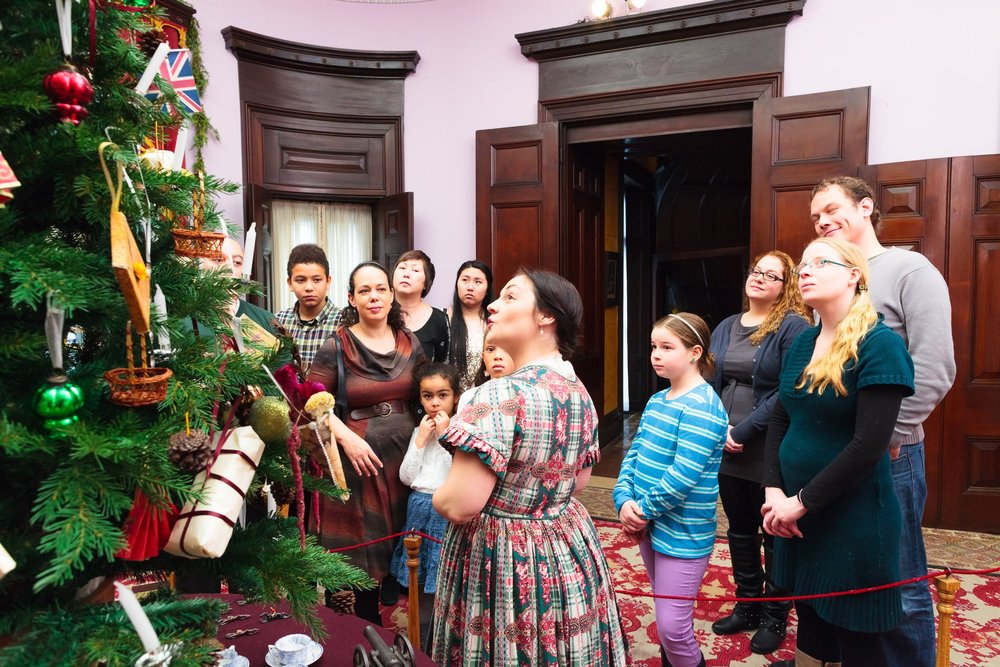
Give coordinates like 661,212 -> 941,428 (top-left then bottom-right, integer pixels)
618,500 -> 649,533
621,526 -> 645,546
416,414 -> 436,449
432,411 -> 450,437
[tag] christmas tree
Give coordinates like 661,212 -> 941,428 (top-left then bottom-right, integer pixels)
0,3 -> 370,665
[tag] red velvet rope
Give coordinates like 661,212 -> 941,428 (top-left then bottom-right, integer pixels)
327,529 -> 443,553
614,565 -> 1000,603
325,529 -> 998,603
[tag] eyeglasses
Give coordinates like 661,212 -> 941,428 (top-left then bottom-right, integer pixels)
793,258 -> 853,275
747,268 -> 785,283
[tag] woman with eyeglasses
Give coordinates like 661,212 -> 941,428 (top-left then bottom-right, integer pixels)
761,239 -> 914,666
707,250 -> 811,654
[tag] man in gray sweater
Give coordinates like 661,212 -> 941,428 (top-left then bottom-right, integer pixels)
804,176 -> 955,667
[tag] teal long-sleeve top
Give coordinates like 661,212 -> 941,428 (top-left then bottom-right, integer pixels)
613,382 -> 728,559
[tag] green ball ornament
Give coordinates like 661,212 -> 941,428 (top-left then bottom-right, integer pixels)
247,396 -> 292,446
35,374 -> 84,430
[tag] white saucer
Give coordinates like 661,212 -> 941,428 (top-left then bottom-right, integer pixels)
264,640 -> 323,666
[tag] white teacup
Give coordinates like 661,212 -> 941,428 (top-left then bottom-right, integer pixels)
269,633 -> 311,664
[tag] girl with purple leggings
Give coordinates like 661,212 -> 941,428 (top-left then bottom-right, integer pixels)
614,313 -> 729,667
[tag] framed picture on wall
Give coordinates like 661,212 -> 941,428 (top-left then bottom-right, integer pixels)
605,251 -> 621,307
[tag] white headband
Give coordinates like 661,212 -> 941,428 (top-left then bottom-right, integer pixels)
668,313 -> 704,347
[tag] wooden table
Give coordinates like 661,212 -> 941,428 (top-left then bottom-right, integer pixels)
204,593 -> 436,666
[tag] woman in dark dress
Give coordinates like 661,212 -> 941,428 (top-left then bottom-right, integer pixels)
307,261 -> 425,623
707,250 -> 810,654
392,250 -> 449,362
445,260 -> 494,392
762,239 -> 914,666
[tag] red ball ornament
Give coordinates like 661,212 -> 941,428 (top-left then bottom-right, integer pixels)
43,65 -> 94,125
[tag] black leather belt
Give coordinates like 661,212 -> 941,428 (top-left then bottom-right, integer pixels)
349,400 -> 407,420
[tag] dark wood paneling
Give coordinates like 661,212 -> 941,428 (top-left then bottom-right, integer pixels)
374,193 -> 413,271
246,107 -> 400,197
750,87 -> 870,259
566,147 -> 606,417
517,0 -> 803,63
860,159 -> 949,527
225,28 -> 417,258
567,108 -> 752,144
536,28 -> 786,103
476,124 -> 560,288
943,154 -> 1000,532
222,26 -> 419,80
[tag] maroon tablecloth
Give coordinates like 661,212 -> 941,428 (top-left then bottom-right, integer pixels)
200,593 -> 436,666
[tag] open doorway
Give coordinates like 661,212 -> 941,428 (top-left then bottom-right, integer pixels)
584,127 -> 752,473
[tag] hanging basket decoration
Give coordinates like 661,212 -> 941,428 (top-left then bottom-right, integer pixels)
104,321 -> 172,407
171,171 -> 223,261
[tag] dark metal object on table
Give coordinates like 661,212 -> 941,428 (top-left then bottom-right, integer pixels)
260,610 -> 291,623
352,626 -> 415,667
224,628 -> 259,639
219,613 -> 252,626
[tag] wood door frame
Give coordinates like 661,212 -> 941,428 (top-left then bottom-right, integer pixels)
543,81 -> 765,450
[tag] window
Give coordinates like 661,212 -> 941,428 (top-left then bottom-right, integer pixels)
270,200 -> 373,312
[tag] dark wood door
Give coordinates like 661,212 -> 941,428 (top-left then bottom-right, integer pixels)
623,164 -> 656,411
373,192 -> 413,271
941,155 -> 1000,532
565,145 -> 605,417
247,184 -> 273,310
750,87 -> 870,259
475,123 -> 559,288
859,159 -> 950,528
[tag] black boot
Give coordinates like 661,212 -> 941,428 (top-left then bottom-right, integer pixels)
711,531 -> 764,635
750,537 -> 791,654
660,647 -> 705,667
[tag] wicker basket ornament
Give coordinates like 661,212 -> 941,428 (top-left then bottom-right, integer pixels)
171,171 -> 224,261
105,321 -> 172,407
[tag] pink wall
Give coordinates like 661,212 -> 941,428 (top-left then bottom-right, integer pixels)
193,0 -> 1000,306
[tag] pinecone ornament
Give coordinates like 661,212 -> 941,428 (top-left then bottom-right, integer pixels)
325,589 -> 356,615
138,28 -> 168,58
168,430 -> 213,473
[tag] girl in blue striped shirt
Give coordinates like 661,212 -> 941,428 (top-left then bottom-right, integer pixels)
614,313 -> 729,667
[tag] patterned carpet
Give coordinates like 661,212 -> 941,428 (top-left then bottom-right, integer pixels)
383,514 -> 1000,666
594,519 -> 1000,666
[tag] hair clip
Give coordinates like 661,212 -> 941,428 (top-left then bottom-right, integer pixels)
225,628 -> 259,639
219,613 -> 252,626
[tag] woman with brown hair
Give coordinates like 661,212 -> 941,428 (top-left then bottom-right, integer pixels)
430,269 -> 629,666
392,250 -> 449,362
708,250 -> 811,654
306,261 -> 425,623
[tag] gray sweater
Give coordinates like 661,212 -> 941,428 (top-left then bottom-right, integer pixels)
868,247 -> 956,446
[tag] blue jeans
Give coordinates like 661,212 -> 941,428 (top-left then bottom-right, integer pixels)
881,442 -> 935,667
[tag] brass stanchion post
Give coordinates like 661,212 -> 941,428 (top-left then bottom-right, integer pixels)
404,534 -> 422,651
934,573 -> 961,667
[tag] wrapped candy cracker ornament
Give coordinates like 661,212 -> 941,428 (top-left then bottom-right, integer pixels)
164,426 -> 265,558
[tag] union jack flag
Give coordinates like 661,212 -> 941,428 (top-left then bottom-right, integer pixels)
144,48 -> 202,115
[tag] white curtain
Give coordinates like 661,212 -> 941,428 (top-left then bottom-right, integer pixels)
270,200 -> 372,313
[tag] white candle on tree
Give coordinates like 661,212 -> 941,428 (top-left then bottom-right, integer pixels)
242,222 -> 257,281
114,581 -> 160,653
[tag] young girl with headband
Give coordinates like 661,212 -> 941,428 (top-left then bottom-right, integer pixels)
614,312 -> 729,667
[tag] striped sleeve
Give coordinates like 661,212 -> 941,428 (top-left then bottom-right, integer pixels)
638,395 -> 728,520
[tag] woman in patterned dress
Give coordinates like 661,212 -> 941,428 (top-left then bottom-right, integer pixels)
431,269 -> 630,667
306,261 -> 425,624
445,260 -> 494,392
